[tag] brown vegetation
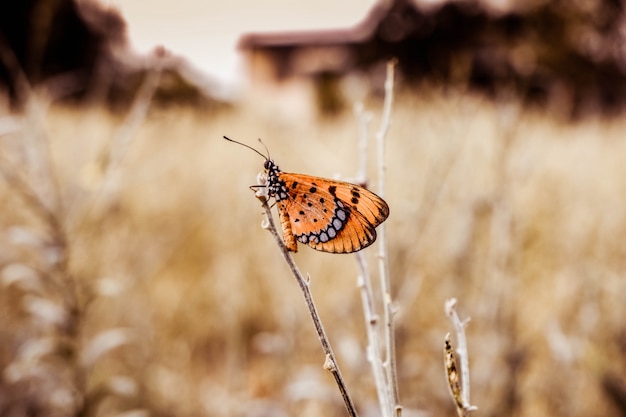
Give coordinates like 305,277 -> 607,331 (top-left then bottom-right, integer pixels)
1,88 -> 626,416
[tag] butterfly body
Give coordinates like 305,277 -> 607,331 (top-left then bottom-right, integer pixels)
264,159 -> 389,253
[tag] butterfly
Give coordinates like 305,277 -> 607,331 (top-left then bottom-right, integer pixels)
224,136 -> 389,253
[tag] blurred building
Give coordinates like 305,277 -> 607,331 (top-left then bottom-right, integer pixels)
239,0 -> 626,118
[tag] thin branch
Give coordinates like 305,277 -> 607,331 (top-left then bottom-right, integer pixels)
444,333 -> 464,414
72,57 -> 163,233
254,185 -> 359,417
352,93 -> 392,417
444,298 -> 478,416
376,59 -> 401,416
351,58 -> 399,417
355,252 -> 392,417
96,63 -> 164,209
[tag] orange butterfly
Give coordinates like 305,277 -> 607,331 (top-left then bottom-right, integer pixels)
224,136 -> 389,253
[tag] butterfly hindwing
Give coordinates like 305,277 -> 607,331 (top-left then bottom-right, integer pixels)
309,208 -> 377,253
276,172 -> 388,253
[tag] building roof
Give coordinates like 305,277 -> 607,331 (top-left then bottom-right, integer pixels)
237,0 -> 403,49
236,0 -> 516,50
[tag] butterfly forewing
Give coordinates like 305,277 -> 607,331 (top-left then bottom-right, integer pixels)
276,172 -> 389,253
330,182 -> 389,228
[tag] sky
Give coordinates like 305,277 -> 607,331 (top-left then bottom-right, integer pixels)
111,0 -> 378,92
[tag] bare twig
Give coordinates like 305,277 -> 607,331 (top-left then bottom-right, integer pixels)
351,60 -> 397,417
70,51 -> 164,237
444,333 -> 464,413
444,298 -> 478,416
376,59 -> 401,416
355,252 -> 392,416
91,63 -> 164,214
254,182 -> 358,417
351,59 -> 399,417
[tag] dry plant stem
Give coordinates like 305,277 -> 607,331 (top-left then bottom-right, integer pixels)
257,195 -> 359,417
104,68 -> 162,181
72,62 -> 163,235
353,99 -> 392,417
445,298 -> 478,416
444,333 -> 464,415
0,46 -> 77,310
0,48 -> 88,410
376,59 -> 401,415
0,34 -> 63,217
355,252 -> 393,417
97,66 -> 163,206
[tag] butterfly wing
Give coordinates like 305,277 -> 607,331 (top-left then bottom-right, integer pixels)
327,179 -> 390,228
308,207 -> 378,253
276,172 -> 389,253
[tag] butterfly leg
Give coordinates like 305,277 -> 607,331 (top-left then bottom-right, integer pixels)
277,203 -> 298,252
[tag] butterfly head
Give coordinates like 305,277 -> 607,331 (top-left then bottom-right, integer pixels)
263,159 -> 289,201
263,159 -> 281,177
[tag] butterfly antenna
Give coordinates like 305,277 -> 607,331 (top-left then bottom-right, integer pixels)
223,136 -> 268,160
257,138 -> 271,161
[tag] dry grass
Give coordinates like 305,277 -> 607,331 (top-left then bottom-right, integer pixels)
1,90 -> 626,417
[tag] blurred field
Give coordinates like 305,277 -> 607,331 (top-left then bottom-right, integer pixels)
1,91 -> 626,417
